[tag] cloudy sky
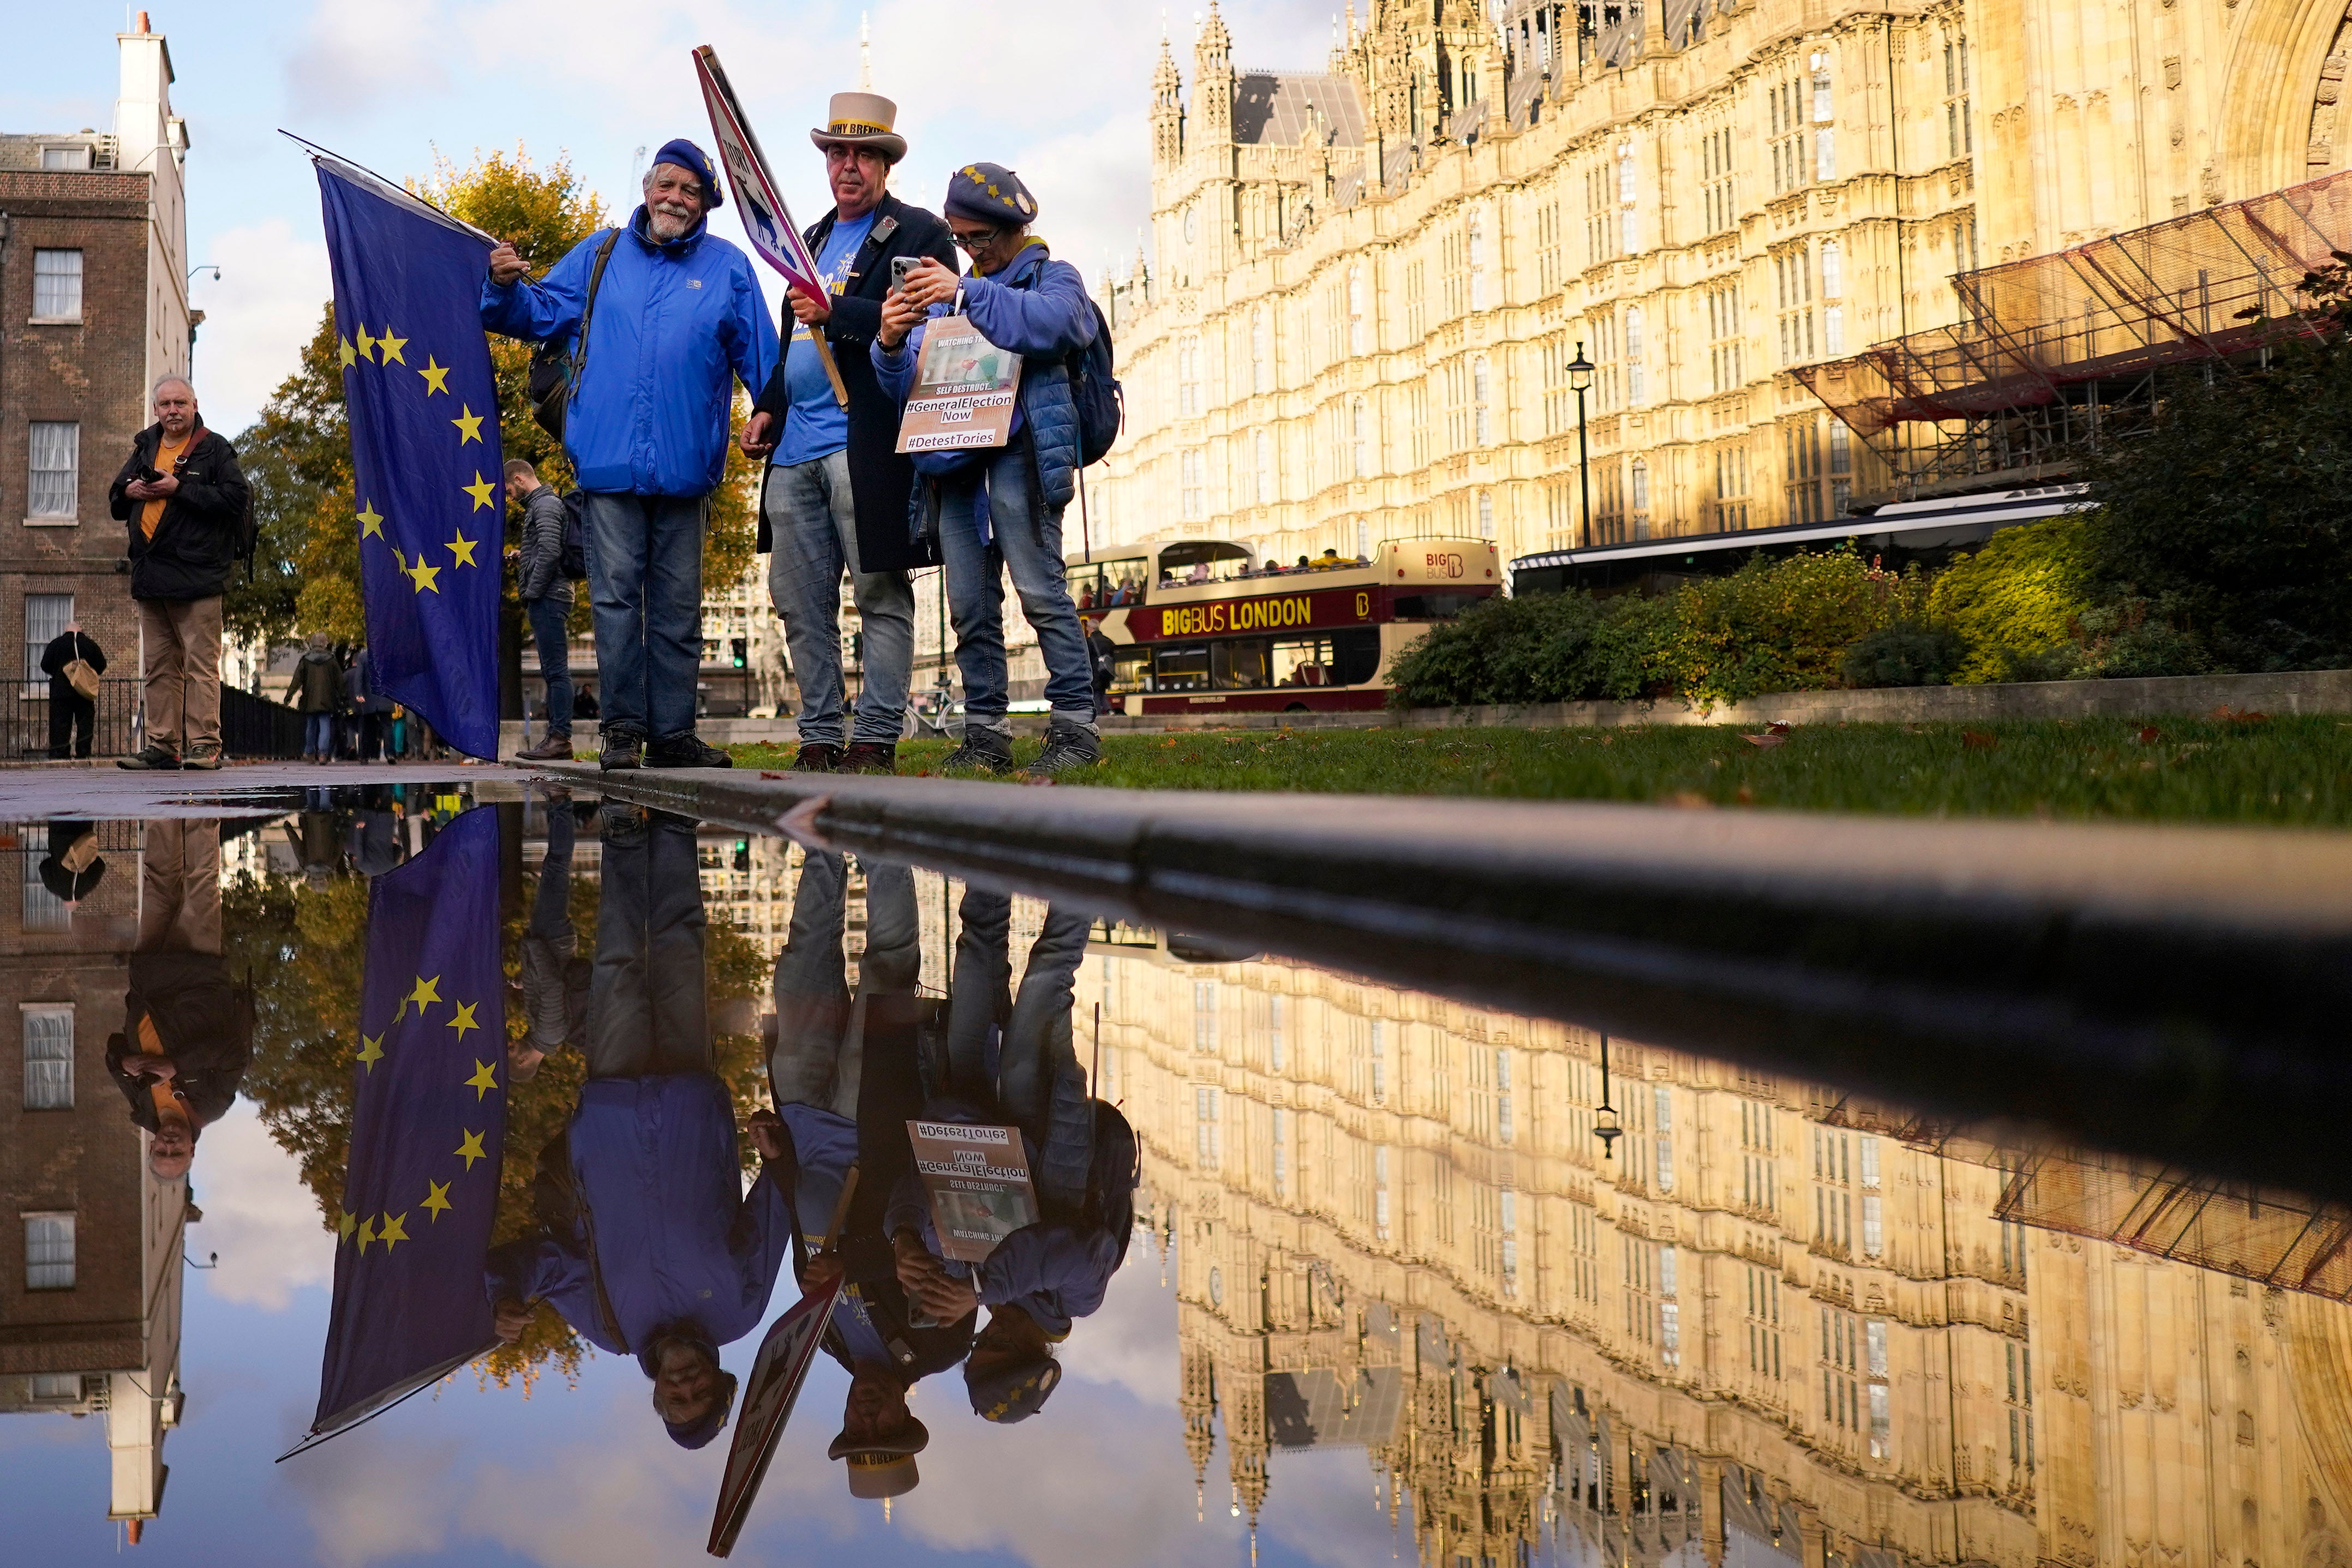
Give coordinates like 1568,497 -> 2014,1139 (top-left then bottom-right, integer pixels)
8,0 -> 1344,435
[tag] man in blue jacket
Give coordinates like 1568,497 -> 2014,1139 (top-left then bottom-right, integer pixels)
874,164 -> 1100,776
481,140 -> 776,773
486,806 -> 794,1449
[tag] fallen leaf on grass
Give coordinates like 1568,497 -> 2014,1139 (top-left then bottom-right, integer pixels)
761,771 -> 787,780
1661,791 -> 1715,809
1162,739 -> 1180,748
1735,786 -> 1757,805
1742,721 -> 1792,749
2212,705 -> 2271,724
2136,726 -> 2162,745
1020,775 -> 1056,787
1962,730 -> 2000,751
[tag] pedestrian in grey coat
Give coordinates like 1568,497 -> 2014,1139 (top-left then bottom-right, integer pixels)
506,458 -> 577,761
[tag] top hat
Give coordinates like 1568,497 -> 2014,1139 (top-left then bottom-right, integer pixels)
829,1414 -> 929,1499
811,92 -> 907,163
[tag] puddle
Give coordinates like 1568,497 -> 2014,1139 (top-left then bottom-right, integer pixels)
3,786 -> 2347,1565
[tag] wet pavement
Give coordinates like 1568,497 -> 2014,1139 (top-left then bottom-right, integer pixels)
3,780 -> 2349,1567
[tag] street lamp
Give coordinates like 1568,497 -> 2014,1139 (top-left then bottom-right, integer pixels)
1566,341 -> 1594,548
185,265 -> 220,377
1592,1030 -> 1621,1161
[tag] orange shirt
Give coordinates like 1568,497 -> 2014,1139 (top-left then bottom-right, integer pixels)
136,1014 -> 185,1126
141,434 -> 190,538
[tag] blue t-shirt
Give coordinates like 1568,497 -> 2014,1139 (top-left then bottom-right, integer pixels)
776,211 -> 876,468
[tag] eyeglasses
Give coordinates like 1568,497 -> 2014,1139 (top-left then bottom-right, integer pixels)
949,229 -> 1002,253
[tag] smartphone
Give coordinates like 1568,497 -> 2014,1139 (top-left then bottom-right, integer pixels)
890,255 -> 918,293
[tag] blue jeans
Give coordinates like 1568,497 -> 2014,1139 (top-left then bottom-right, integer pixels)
935,446 -> 1097,735
579,492 -> 706,744
525,595 -> 574,736
304,713 -> 333,757
764,451 -> 915,747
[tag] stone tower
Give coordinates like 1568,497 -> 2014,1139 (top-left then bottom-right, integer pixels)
1150,33 -> 1184,169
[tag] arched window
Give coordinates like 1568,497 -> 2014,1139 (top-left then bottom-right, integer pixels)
1254,428 -> 1273,505
1468,210 -> 1488,312
1625,308 -> 1646,405
1351,397 -> 1370,477
1347,267 -> 1367,356
1630,457 -> 1650,511
1472,355 -> 1492,444
1477,490 -> 1495,539
1617,142 -> 1638,254
1251,308 -> 1270,392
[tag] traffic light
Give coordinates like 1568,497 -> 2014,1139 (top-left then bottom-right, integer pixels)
729,637 -> 746,669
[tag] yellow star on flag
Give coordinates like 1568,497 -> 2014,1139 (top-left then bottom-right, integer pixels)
461,472 -> 496,513
448,998 -> 481,1038
338,1209 -> 356,1241
446,532 -> 480,570
377,1212 -> 410,1250
421,1181 -> 453,1222
356,1032 -> 385,1069
418,356 -> 450,395
376,326 -> 407,364
357,500 -> 385,539
406,555 -> 442,595
402,974 -> 442,1021
451,406 -> 484,445
465,1059 -> 499,1100
356,1213 -> 379,1254
454,1129 -> 488,1170
355,325 -> 377,362
339,336 -> 357,369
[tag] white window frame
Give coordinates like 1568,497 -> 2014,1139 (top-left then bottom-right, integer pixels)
21,1003 -> 74,1111
24,1212 -> 75,1291
32,249 -> 84,322
27,421 -> 80,524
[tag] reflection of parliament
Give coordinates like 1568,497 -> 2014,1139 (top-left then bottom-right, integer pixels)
1093,0 -> 2352,561
1085,930 -> 2352,1568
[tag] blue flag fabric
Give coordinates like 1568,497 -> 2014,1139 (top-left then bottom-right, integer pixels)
316,159 -> 502,759
303,806 -> 507,1447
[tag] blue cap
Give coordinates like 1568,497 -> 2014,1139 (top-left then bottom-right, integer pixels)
965,1355 -> 1062,1424
944,163 -> 1037,229
651,137 -> 723,208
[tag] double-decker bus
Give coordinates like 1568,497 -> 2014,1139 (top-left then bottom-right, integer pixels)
1064,536 -> 1500,715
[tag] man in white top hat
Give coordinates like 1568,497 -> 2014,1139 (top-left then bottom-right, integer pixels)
742,92 -> 959,777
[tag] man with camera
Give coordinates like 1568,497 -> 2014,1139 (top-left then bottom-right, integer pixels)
739,92 -> 957,776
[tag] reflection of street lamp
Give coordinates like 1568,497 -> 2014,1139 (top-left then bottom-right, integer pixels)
1566,342 -> 1594,548
1593,1030 -> 1622,1160
185,264 -> 220,376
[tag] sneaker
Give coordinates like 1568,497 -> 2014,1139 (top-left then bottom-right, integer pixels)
645,734 -> 734,769
599,734 -> 643,771
182,742 -> 225,771
837,741 -> 898,775
117,743 -> 181,771
516,734 -> 575,763
1024,720 -> 1103,777
941,728 -> 1016,775
791,742 -> 842,774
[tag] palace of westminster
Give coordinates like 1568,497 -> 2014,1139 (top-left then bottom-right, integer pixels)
1089,0 -> 2352,565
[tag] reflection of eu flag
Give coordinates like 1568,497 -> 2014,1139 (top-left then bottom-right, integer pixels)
281,806 -> 506,1460
315,155 -> 501,759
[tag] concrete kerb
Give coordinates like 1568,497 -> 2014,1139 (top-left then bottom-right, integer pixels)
537,759 -> 2352,1202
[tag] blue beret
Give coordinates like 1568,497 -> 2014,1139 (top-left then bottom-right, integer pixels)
965,1354 -> 1061,1424
944,163 -> 1037,229
652,137 -> 723,209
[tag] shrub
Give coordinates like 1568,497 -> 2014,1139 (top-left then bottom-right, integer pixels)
1925,517 -> 2094,683
1386,590 -> 1674,708
1840,622 -> 1968,687
1666,549 -> 1929,710
2066,599 -> 2213,678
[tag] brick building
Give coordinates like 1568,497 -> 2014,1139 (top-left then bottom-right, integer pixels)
0,16 -> 193,756
0,819 -> 185,1539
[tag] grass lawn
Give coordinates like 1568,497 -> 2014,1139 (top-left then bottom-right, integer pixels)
728,714 -> 2352,826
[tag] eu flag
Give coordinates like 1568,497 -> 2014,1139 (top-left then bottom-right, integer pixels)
316,154 -> 502,759
283,805 -> 507,1458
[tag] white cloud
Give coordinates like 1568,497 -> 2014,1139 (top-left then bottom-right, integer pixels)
282,1429 -> 466,1568
189,218 -> 333,437
283,1 -> 456,122
191,1099 -> 337,1310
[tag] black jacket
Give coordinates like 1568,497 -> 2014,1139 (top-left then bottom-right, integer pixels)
109,421 -> 249,602
752,193 -> 958,575
107,951 -> 252,1134
39,631 -> 106,697
517,486 -> 572,603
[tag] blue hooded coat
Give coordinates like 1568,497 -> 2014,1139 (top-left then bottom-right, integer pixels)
481,206 -> 777,498
871,241 -> 1094,511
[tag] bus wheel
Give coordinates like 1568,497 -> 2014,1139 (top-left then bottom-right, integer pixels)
1284,703 -> 1310,713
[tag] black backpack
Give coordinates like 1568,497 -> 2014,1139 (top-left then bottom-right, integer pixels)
558,489 -> 589,581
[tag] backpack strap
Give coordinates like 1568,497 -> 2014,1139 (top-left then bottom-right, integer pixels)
567,229 -> 624,404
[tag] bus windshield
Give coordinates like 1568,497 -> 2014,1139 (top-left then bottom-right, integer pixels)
1066,555 -> 1151,610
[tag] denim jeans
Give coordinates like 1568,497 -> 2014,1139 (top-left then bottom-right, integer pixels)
764,452 -> 915,747
579,492 -> 707,744
935,446 -> 1097,735
584,809 -> 708,1079
304,713 -> 333,757
526,595 -> 574,737
769,849 -> 919,1114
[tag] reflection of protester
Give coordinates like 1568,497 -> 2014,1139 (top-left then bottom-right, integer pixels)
285,632 -> 344,763
745,91 -> 957,779
484,807 -> 792,1450
38,820 -> 106,903
40,622 -> 106,759
769,848 -> 967,1500
106,819 -> 247,1181
875,164 -> 1102,776
887,889 -> 1138,1425
511,792 -> 588,1082
343,787 -> 402,876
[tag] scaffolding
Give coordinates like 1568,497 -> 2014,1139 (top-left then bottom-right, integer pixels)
1795,168 -> 2352,495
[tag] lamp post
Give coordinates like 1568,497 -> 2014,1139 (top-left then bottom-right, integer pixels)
1593,1030 -> 1621,1161
1566,342 -> 1594,548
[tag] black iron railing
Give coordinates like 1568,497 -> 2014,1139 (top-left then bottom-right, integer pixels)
222,686 -> 306,760
0,678 -> 306,760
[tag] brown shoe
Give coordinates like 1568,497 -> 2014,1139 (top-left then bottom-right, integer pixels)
182,742 -> 225,771
791,743 -> 842,774
516,734 -> 575,762
837,741 -> 898,775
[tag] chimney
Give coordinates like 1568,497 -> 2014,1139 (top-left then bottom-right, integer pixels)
136,10 -> 151,31
127,1519 -> 146,1545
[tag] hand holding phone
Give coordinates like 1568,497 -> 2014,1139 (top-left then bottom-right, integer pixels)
889,255 -> 918,295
